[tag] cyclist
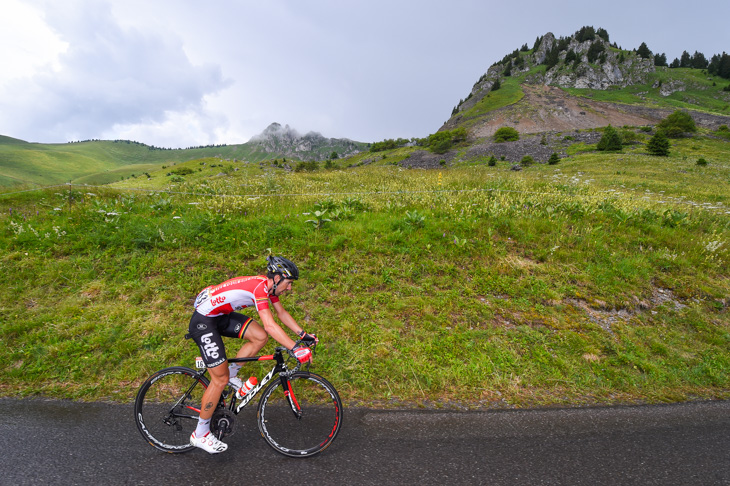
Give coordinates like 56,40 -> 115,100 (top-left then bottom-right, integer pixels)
187,255 -> 317,453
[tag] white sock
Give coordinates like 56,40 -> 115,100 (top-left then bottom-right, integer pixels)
228,363 -> 241,379
195,417 -> 211,437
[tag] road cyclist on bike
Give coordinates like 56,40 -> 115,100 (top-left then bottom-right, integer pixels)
187,255 -> 318,453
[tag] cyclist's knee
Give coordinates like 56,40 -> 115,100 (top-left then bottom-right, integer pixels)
208,364 -> 229,386
250,332 -> 268,349
247,324 -> 268,348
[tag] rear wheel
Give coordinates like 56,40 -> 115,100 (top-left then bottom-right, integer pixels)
257,372 -> 343,457
134,367 -> 209,453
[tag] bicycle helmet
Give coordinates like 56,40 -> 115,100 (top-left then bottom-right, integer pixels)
267,255 -> 299,280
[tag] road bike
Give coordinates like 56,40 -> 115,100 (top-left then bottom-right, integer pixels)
133,341 -> 342,457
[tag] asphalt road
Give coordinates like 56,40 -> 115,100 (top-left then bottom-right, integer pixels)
1,398 -> 728,485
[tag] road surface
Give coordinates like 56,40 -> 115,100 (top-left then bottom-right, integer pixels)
1,398 -> 728,485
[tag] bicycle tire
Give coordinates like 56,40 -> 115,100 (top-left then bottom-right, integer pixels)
134,366 -> 209,453
257,371 -> 343,457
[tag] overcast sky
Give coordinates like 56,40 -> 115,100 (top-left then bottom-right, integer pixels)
0,0 -> 728,148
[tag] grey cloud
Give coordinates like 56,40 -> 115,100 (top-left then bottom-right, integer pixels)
4,0 -> 230,142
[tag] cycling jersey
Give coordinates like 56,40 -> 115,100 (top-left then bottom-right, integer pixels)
194,276 -> 280,317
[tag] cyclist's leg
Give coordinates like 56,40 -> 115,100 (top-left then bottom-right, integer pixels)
188,312 -> 229,422
220,313 -> 268,359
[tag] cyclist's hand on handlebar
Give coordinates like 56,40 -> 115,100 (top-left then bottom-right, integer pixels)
291,344 -> 313,363
298,330 -> 319,345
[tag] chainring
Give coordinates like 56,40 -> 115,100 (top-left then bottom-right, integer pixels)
210,408 -> 236,438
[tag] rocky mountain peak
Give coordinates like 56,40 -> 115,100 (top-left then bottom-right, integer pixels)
456,27 -> 655,118
247,122 -> 365,161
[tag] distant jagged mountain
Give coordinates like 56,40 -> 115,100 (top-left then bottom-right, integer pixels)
248,122 -> 367,161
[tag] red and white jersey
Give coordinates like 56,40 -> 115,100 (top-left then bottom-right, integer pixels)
194,276 -> 280,317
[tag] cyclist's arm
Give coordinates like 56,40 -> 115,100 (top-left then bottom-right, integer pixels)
271,300 -> 305,337
257,306 -> 297,349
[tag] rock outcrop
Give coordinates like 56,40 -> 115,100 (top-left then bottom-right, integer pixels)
456,30 -> 655,117
248,123 -> 365,160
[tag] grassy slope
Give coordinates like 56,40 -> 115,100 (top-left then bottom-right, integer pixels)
0,137 -> 367,189
565,67 -> 730,115
1,132 -> 728,407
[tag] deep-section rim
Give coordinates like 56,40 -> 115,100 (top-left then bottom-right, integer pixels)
256,371 -> 343,458
134,366 -> 209,453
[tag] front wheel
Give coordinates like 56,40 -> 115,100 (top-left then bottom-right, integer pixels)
257,371 -> 343,457
134,366 -> 209,453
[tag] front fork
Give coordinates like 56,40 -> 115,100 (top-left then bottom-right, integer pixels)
280,373 -> 303,420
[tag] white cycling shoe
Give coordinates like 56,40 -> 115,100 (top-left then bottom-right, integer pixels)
190,431 -> 228,454
228,376 -> 243,390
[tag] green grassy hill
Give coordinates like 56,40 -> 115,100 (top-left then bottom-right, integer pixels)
0,134 -> 368,189
1,127 -> 728,406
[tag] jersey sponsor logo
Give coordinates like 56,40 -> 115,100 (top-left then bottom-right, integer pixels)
200,332 -> 220,359
196,323 -> 207,331
234,324 -> 242,333
211,296 -> 226,306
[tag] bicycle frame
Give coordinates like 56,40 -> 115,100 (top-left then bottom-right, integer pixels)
194,346 -> 306,418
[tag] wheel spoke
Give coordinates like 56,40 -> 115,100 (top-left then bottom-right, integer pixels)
134,368 -> 208,453
258,372 -> 342,457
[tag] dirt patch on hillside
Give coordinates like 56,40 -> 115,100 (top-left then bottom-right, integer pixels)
467,85 -> 661,138
450,85 -> 730,138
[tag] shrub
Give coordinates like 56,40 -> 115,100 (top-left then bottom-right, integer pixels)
295,161 -> 319,172
520,155 -> 535,167
491,79 -> 501,91
647,130 -> 670,156
370,138 -> 409,153
597,125 -> 622,151
548,153 -> 560,165
428,132 -> 453,154
488,156 -> 497,166
657,110 -> 697,138
494,127 -> 519,143
170,167 -> 194,176
696,157 -> 708,166
619,128 -> 641,144
426,127 -> 467,154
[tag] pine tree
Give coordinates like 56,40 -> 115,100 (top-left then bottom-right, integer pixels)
647,131 -> 670,156
533,36 -> 543,51
597,125 -> 622,151
544,45 -> 560,70
691,51 -> 708,69
548,153 -> 560,165
637,42 -> 652,59
680,50 -> 692,67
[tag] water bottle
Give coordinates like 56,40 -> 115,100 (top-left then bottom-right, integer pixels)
235,376 -> 257,399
